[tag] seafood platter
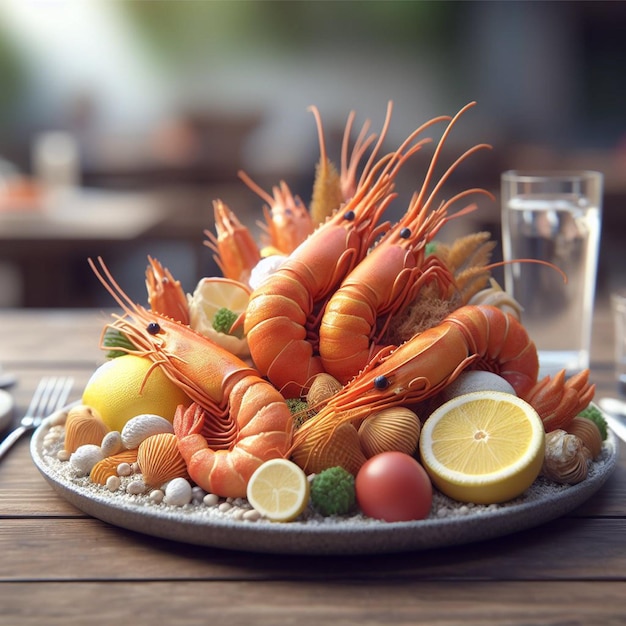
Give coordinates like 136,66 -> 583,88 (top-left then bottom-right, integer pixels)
32,102 -> 619,555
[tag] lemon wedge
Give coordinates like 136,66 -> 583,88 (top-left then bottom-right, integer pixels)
246,458 -> 310,522
187,277 -> 251,357
419,391 -> 545,504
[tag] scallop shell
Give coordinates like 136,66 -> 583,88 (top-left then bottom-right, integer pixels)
137,432 -> 189,487
291,421 -> 366,476
358,407 -> 421,458
90,448 -> 139,485
542,429 -> 591,484
121,414 -> 174,449
565,416 -> 603,459
306,373 -> 343,412
64,405 -> 110,453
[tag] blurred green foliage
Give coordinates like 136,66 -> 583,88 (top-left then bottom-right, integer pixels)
121,0 -> 455,66
0,23 -> 26,121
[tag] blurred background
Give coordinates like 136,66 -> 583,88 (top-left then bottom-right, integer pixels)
0,0 -> 624,308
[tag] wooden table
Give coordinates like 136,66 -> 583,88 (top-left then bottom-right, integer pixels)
0,303 -> 624,625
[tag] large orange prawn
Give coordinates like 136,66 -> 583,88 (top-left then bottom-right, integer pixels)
318,103 -> 494,383
244,107 -> 453,396
291,304 -> 540,475
89,257 -> 293,498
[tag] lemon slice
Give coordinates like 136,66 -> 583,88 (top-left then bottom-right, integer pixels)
246,458 -> 310,522
419,391 -> 545,504
187,277 -> 251,357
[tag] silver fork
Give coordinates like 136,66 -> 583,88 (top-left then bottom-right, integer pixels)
0,376 -> 74,461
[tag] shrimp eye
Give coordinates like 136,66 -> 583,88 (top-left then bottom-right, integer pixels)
374,375 -> 389,389
147,322 -> 161,335
343,210 -> 355,221
400,227 -> 411,239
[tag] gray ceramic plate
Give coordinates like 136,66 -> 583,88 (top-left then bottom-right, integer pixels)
0,389 -> 14,433
31,411 -> 619,556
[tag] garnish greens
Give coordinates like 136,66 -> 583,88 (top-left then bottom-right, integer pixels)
103,327 -> 136,359
212,307 -> 242,337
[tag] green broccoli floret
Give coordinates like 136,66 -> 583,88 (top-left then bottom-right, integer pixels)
212,307 -> 242,337
578,404 -> 608,440
310,466 -> 356,516
425,241 -> 438,257
286,398 -> 310,429
102,327 -> 136,359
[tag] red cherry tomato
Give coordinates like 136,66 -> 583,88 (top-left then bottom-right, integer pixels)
355,452 -> 432,522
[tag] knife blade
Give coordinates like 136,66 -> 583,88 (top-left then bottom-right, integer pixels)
598,398 -> 626,444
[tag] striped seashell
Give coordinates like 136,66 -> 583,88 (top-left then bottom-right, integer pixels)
290,421 -> 366,476
566,416 -> 603,459
137,432 -> 189,487
64,405 -> 110,453
90,449 -> 139,485
542,429 -> 591,485
306,373 -> 343,413
358,407 -> 421,458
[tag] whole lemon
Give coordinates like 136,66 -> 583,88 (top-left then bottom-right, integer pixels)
82,355 -> 192,432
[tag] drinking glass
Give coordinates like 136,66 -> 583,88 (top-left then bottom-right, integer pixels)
501,170 -> 603,378
611,292 -> 626,395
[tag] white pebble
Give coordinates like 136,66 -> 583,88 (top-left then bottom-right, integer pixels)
49,409 -> 68,427
203,493 -> 219,507
243,509 -> 262,522
100,431 -> 123,457
69,444 -> 104,477
164,477 -> 193,506
149,489 -> 165,504
191,486 -> 206,503
126,479 -> 146,495
43,434 -> 57,447
218,501 -> 232,513
106,475 -> 121,492
56,449 -> 71,462
117,462 -> 132,477
231,508 -> 245,521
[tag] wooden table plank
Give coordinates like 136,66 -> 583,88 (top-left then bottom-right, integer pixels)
0,581 -> 624,626
1,516 -> 624,583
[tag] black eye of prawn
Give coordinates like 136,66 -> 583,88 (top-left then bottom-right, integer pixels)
147,322 -> 161,335
343,209 -> 355,221
400,227 -> 411,239
374,375 -> 389,390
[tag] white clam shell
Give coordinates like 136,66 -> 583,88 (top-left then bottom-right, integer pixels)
440,371 -> 516,403
163,477 -> 193,506
121,414 -> 174,450
100,430 -> 123,457
69,444 -> 105,477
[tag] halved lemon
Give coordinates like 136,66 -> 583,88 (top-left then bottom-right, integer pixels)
246,458 -> 310,522
187,277 -> 251,357
419,391 -> 545,504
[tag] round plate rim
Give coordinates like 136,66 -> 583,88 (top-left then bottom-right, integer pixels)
31,409 -> 619,556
